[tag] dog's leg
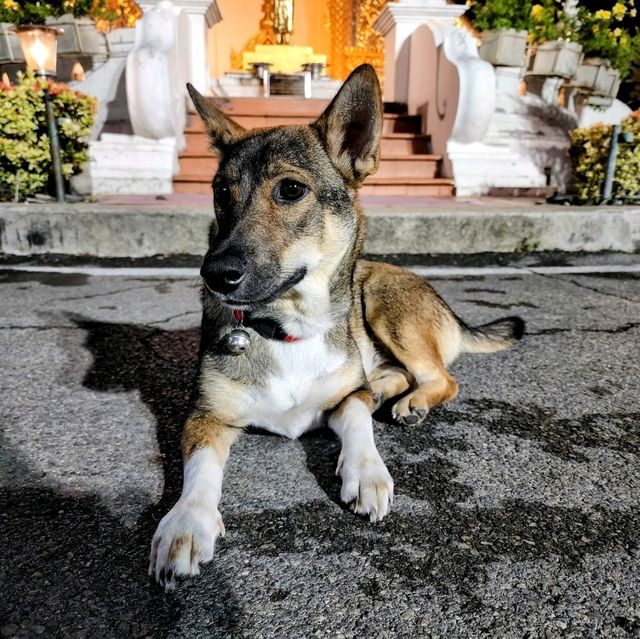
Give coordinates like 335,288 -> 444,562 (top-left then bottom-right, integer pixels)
360,262 -> 462,426
368,363 -> 413,410
328,389 -> 394,522
391,362 -> 459,426
149,412 -> 240,590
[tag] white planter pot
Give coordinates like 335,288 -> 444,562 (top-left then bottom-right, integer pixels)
0,23 -> 23,63
105,27 -> 136,57
528,40 -> 583,79
478,29 -> 528,67
46,14 -> 108,57
573,57 -> 621,98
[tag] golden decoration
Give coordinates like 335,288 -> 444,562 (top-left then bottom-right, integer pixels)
93,0 -> 142,32
326,0 -> 351,80
230,0 -> 278,71
327,0 -> 394,82
231,0 -> 392,81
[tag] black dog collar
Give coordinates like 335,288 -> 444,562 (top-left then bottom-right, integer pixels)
232,309 -> 301,343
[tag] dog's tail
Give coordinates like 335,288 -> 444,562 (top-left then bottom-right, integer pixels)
459,316 -> 525,354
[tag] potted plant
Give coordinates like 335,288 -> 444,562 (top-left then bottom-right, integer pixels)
48,13 -> 109,58
571,2 -> 640,99
0,22 -> 23,63
467,0 -> 533,67
528,0 -> 583,79
0,1 -> 139,62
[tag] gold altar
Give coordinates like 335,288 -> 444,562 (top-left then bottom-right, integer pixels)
226,0 -> 391,82
243,45 -> 327,75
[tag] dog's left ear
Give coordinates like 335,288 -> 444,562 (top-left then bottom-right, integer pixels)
312,64 -> 383,185
187,83 -> 246,154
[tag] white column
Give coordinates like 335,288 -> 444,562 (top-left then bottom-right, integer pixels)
139,0 -> 221,94
374,0 -> 466,103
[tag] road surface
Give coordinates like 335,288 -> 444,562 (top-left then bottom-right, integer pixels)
1,259 -> 639,638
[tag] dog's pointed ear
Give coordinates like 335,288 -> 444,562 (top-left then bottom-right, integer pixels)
187,83 -> 246,153
312,64 -> 383,184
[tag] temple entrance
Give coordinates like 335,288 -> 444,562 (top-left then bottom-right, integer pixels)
174,0 -> 454,197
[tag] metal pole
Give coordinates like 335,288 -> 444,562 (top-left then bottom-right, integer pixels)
43,85 -> 65,203
601,123 -> 621,204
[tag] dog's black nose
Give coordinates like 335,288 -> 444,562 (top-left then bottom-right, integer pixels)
201,255 -> 246,294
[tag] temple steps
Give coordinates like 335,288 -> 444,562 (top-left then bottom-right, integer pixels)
174,97 -> 454,197
182,130 -> 432,156
381,134 -> 431,155
360,177 -> 455,197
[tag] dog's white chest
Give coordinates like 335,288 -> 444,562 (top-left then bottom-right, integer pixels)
242,336 -> 349,438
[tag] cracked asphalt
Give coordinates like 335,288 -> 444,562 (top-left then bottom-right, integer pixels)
1,258 -> 640,638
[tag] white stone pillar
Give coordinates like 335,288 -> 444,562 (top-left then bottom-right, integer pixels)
374,0 -> 466,103
139,0 -> 221,94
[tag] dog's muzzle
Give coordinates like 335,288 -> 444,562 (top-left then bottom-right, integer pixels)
200,255 -> 246,295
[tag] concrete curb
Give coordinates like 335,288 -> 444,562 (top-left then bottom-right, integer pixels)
365,206 -> 640,254
1,202 -> 639,257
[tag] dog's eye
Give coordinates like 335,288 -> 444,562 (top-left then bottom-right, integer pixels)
275,179 -> 307,203
213,182 -> 230,208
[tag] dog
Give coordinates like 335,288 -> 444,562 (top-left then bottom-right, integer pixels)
149,64 -> 524,590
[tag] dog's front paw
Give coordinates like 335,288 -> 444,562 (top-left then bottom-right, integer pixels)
392,393 -> 429,426
149,501 -> 225,591
336,452 -> 394,523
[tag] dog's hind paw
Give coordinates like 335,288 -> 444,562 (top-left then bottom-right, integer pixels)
391,395 -> 429,426
149,501 -> 225,591
337,452 -> 394,523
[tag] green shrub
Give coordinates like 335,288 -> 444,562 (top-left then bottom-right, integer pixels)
0,1 -> 142,30
528,0 -> 579,43
574,2 -> 640,80
569,110 -> 640,203
1,1 -> 100,25
466,0 -> 534,32
0,71 -> 96,201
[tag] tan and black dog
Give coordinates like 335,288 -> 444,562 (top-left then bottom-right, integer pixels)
149,64 -> 524,590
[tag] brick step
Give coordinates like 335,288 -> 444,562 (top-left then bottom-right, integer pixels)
175,177 -> 454,197
382,114 -> 421,135
177,157 -> 218,177
184,115 -> 313,132
380,134 -> 431,154
375,155 -> 440,179
185,109 -> 421,134
191,97 -> 412,118
360,177 -> 454,197
176,98 -> 446,197
181,131 -> 431,156
201,97 -> 329,118
174,177 -> 216,195
182,131 -> 214,155
176,153 -> 441,181
184,98 -> 327,133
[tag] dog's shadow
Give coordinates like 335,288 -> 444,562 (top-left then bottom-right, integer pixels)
7,315 -> 640,636
0,318 -> 243,638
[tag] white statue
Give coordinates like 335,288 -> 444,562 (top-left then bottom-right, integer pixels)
126,0 -> 188,146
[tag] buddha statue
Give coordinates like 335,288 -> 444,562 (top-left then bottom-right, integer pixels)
274,0 -> 294,45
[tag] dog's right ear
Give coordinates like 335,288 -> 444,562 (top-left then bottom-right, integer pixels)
187,83 -> 246,154
312,64 -> 383,185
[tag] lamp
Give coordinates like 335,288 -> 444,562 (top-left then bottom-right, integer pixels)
15,25 -> 65,202
15,26 -> 60,77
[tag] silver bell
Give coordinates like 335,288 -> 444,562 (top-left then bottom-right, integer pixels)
226,328 -> 251,354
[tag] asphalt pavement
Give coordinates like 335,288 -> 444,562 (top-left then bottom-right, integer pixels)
1,258 -> 640,638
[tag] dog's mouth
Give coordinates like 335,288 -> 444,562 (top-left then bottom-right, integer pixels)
204,267 -> 307,310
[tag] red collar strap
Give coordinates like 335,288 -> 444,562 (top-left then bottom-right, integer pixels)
233,309 -> 301,343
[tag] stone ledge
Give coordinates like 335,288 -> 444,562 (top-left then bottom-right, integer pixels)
0,202 -> 639,257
